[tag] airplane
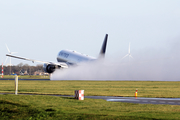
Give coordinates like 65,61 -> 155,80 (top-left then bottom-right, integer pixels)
6,34 -> 108,74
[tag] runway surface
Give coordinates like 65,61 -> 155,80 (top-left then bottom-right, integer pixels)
85,96 -> 180,105
1,93 -> 180,105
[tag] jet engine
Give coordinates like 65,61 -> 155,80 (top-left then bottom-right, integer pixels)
43,63 -> 57,73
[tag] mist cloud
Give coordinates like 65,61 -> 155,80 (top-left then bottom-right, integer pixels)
51,39 -> 180,81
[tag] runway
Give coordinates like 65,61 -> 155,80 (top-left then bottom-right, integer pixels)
1,93 -> 180,105
105,97 -> 180,105
85,96 -> 180,105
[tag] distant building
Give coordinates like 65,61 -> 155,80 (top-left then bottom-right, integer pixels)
24,70 -> 29,75
34,70 -> 49,76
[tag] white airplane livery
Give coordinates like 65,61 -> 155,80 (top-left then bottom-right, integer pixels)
6,34 -> 108,74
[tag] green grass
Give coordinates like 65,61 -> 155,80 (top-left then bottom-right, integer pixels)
0,80 -> 180,98
1,94 -> 180,120
0,80 -> 180,119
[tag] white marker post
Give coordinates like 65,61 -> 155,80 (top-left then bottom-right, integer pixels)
15,75 -> 18,95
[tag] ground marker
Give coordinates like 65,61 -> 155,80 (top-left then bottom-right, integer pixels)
15,75 -> 18,95
75,90 -> 84,100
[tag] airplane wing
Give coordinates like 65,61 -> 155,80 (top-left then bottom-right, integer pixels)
6,54 -> 68,68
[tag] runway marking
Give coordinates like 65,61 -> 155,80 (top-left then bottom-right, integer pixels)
142,100 -> 148,102
106,99 -> 140,102
140,98 -> 180,101
150,101 -> 156,103
159,101 -> 165,103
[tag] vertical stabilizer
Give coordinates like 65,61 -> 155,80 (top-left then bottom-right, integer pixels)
99,34 -> 108,58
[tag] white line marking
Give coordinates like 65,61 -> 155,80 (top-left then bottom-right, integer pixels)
151,101 -> 156,103
106,99 -> 140,102
137,98 -> 180,101
159,101 -> 165,103
142,100 -> 148,102
168,102 -> 175,104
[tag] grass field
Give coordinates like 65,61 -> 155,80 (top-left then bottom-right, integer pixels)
0,80 -> 180,119
0,80 -> 180,98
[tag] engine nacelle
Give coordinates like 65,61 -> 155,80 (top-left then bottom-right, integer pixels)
43,63 -> 56,73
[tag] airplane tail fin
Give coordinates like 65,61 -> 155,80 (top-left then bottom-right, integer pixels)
99,34 -> 108,58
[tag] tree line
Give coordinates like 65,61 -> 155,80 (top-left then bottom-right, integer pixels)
0,63 -> 44,75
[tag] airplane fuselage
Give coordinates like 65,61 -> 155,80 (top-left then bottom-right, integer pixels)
57,50 -> 96,65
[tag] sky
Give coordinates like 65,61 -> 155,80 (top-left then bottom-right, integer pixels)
0,0 -> 180,68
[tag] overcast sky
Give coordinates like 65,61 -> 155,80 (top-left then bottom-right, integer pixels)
0,0 -> 180,66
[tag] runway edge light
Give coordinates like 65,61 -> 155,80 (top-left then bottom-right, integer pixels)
135,89 -> 138,97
